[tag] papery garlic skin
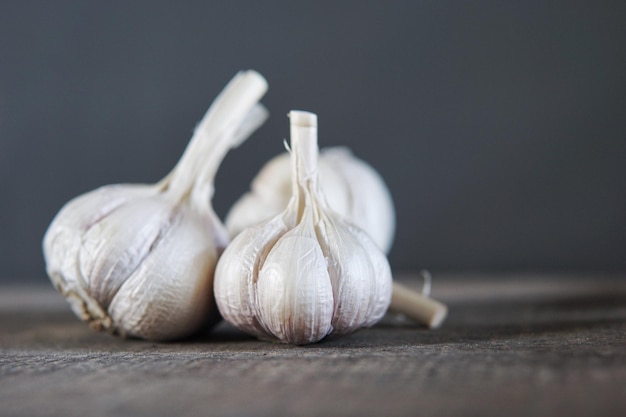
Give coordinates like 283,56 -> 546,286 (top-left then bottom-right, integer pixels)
225,146 -> 395,253
43,71 -> 268,341
214,110 -> 392,345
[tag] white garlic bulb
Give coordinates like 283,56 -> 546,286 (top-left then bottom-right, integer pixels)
214,110 -> 393,345
43,70 -> 268,341
225,147 -> 395,253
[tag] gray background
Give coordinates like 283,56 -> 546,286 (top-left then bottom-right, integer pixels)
1,1 -> 625,283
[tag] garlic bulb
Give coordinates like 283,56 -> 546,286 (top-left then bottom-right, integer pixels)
214,110 -> 393,345
43,70 -> 268,341
225,147 -> 395,253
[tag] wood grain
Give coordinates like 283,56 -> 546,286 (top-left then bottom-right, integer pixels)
1,273 -> 625,417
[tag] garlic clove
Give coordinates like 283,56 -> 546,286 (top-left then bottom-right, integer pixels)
213,215 -> 288,339
106,206 -> 219,340
78,196 -> 171,308
256,220 -> 335,345
44,184 -> 159,329
44,184 -> 156,282
321,219 -> 393,333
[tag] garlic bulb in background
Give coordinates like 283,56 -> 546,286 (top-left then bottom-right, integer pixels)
225,146 -> 395,253
43,71 -> 268,341
214,110 -> 393,345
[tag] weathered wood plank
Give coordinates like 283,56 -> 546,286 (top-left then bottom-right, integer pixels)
1,273 -> 625,417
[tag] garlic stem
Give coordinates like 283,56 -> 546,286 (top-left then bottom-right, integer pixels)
167,70 -> 268,201
389,282 -> 448,329
289,110 -> 319,218
289,110 -> 319,182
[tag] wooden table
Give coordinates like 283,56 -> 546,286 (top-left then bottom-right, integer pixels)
1,273 -> 625,417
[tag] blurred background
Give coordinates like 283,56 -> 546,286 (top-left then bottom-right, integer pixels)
1,1 -> 625,283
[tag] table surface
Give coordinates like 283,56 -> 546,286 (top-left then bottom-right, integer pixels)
1,272 -> 625,417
